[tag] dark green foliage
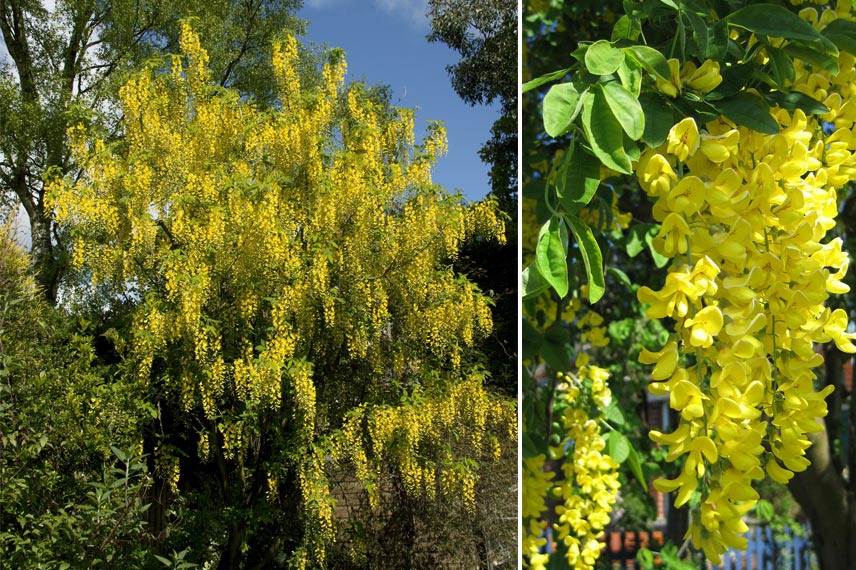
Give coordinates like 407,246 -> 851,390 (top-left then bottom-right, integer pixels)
0,227 -> 151,567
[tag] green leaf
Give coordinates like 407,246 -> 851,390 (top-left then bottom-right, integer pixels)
637,548 -> 655,570
756,499 -> 775,522
612,15 -> 642,41
535,217 -> 569,299
522,263 -> 551,299
606,431 -> 631,463
707,62 -> 754,99
767,46 -> 795,89
727,4 -> 822,42
706,19 -> 729,60
627,443 -> 648,491
581,90 -> 633,174
557,141 -> 600,214
545,324 -> 570,346
823,18 -> 856,55
522,318 -> 543,360
602,400 -> 626,426
110,446 -> 128,463
818,33 -> 841,56
626,232 -> 645,258
784,44 -> 839,74
685,10 -> 709,58
714,92 -> 779,135
522,177 -> 545,200
155,555 -> 173,567
624,45 -> 671,80
522,67 -> 573,94
626,223 -> 655,257
542,333 -> 571,372
566,215 -> 605,303
638,92 -> 672,147
617,55 -> 642,97
522,432 -> 547,458
600,82 -> 645,140
607,267 -> 633,290
644,228 -> 670,268
767,91 -> 828,115
543,82 -> 585,137
585,40 -> 625,75
623,133 -> 641,163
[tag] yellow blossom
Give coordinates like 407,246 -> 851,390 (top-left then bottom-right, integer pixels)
667,118 -> 701,162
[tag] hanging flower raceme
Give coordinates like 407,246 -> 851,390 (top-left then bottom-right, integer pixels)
522,354 -> 621,570
635,8 -> 856,561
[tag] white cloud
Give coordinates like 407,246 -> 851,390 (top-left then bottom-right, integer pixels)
373,0 -> 429,29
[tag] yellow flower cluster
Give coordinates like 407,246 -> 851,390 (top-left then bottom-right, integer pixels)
523,357 -> 621,570
637,5 -> 856,561
297,447 -> 335,567
334,374 -> 515,513
154,445 -> 181,495
197,431 -> 210,462
219,420 -> 244,462
521,454 -> 554,570
656,58 -> 723,99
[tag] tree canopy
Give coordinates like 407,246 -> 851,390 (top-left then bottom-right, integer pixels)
0,0 -> 303,302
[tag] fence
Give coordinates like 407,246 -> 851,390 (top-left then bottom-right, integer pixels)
600,524 -> 816,570
712,524 -> 816,570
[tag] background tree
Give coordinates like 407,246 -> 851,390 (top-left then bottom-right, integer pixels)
47,25 -> 515,568
427,0 -> 517,207
0,0 -> 302,302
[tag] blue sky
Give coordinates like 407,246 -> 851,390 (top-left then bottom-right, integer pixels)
299,0 -> 499,202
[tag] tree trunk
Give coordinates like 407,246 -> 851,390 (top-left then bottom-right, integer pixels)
29,208 -> 60,304
218,521 -> 248,570
142,423 -> 170,549
787,418 -> 856,570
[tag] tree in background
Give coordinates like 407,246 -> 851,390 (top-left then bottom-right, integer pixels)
427,0 -> 518,395
47,24 -> 515,568
523,1 -> 856,569
427,0 -> 517,207
0,0 -> 302,302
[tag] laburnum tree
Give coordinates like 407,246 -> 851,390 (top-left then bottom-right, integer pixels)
47,24 -> 515,569
523,1 -> 856,569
